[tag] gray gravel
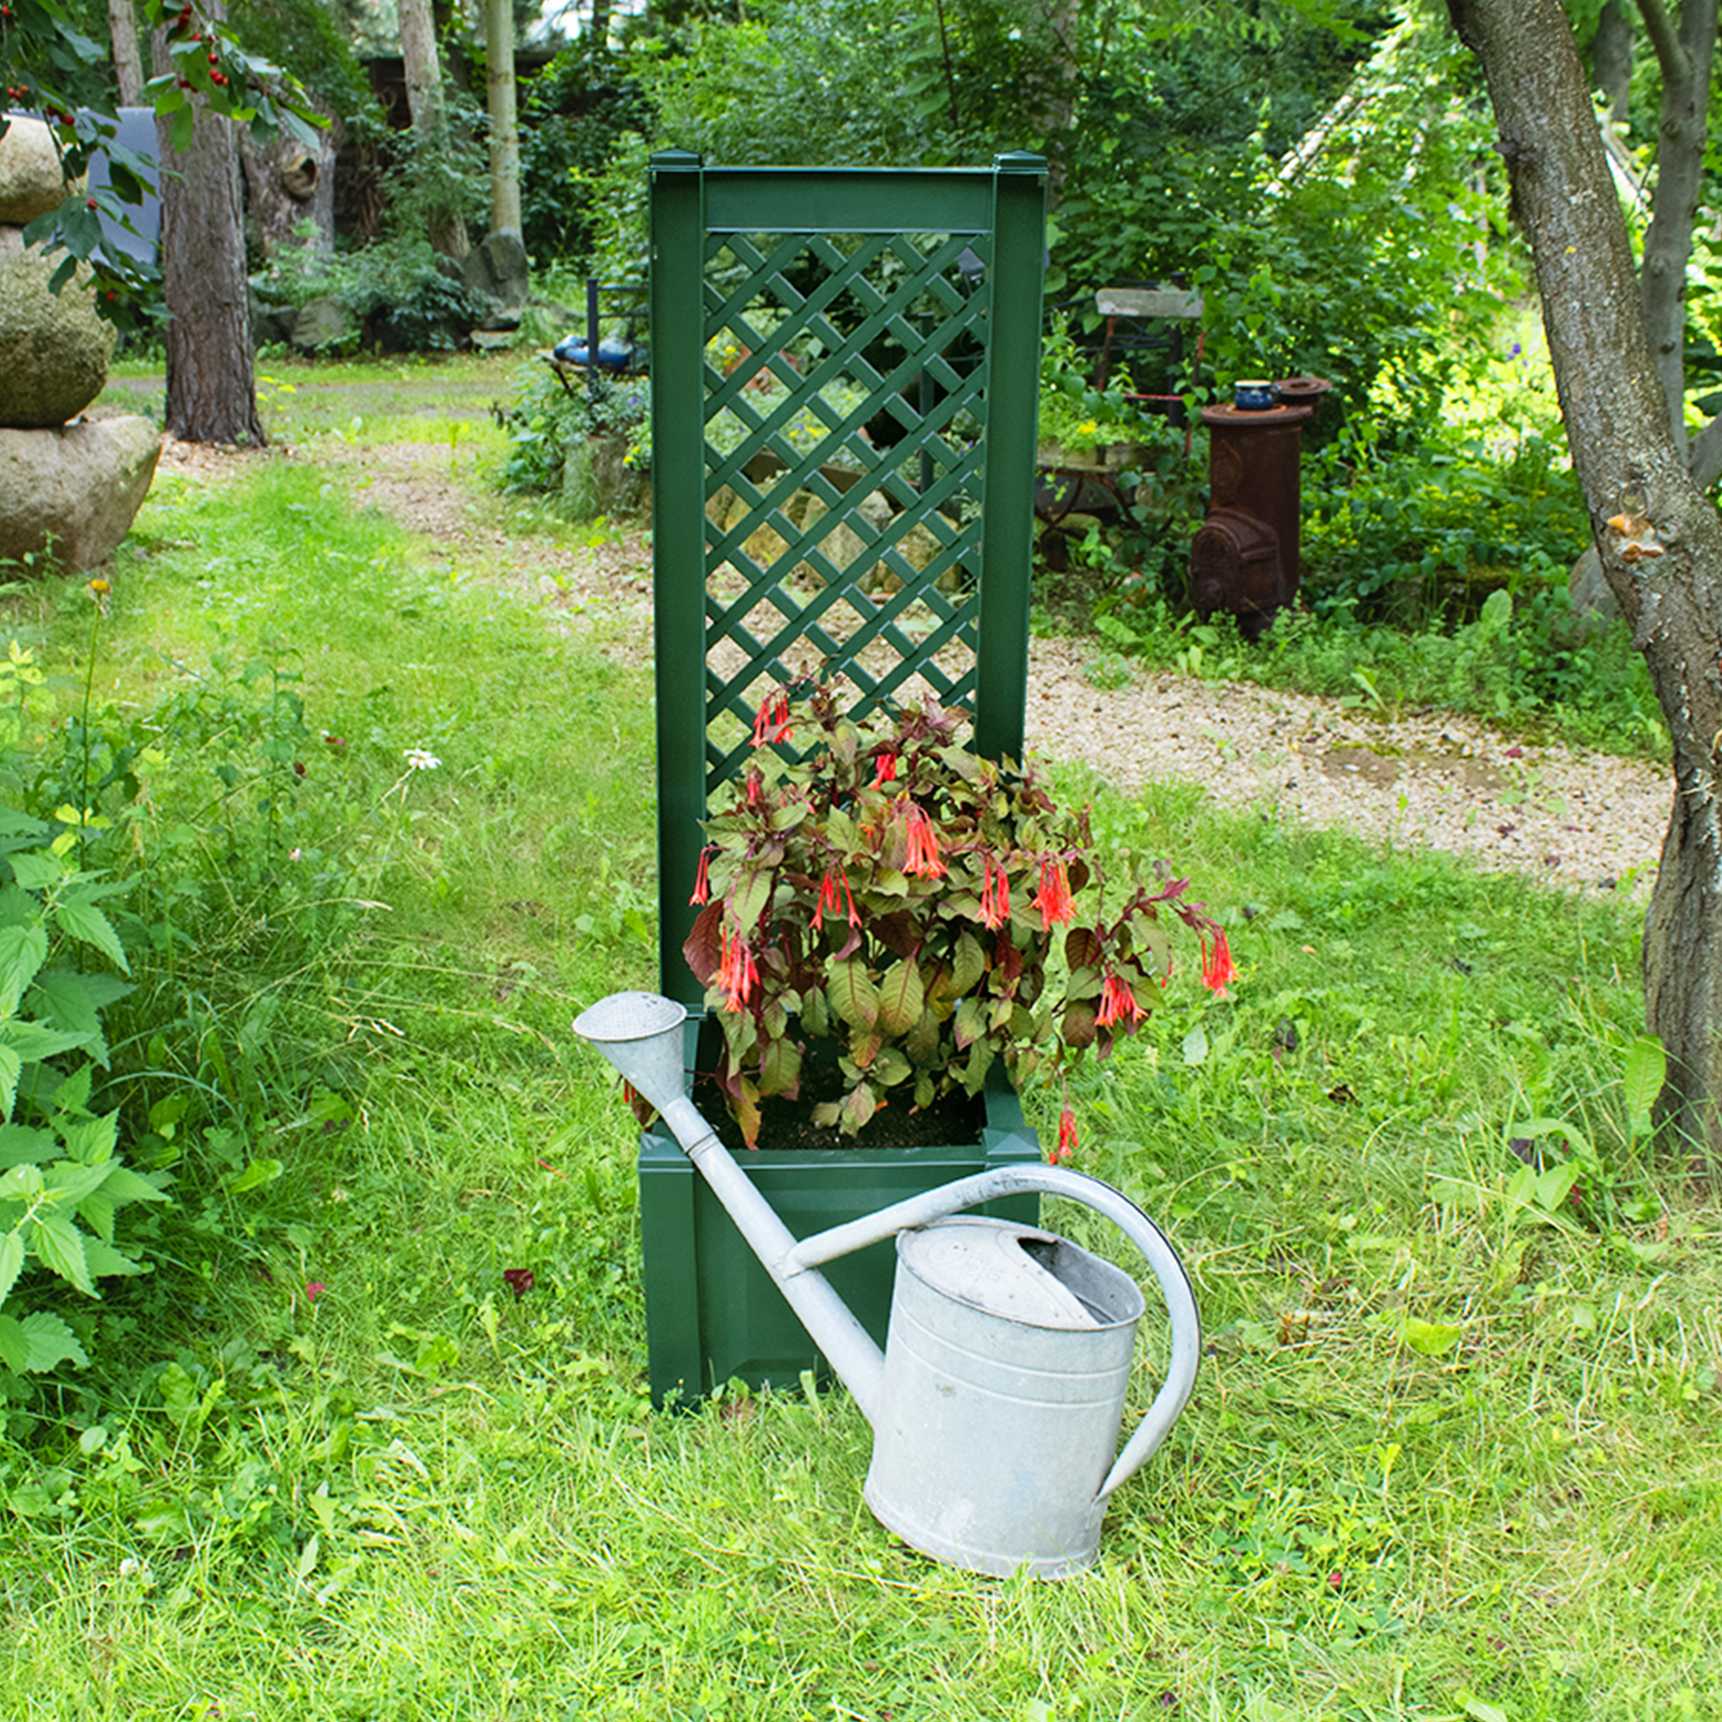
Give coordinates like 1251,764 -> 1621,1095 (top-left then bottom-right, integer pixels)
1025,637 -> 1667,896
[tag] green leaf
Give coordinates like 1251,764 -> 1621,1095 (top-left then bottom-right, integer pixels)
7,850 -> 63,891
82,1236 -> 142,1279
871,1046 -> 912,1088
1400,1316 -> 1462,1356
1182,1024 -> 1209,1066
757,1036 -> 801,1099
839,1083 -> 877,1135
0,1126 -> 54,1170
1622,1035 -> 1666,1133
30,1212 -> 94,1295
43,1160 -> 114,1206
1462,1699 -> 1510,1722
59,1112 -> 117,1166
0,1315 -> 26,1373
0,1019 -> 96,1062
19,1311 -> 88,1372
0,1043 -> 21,1121
53,902 -> 129,973
0,923 -> 48,1017
876,959 -> 925,1037
949,932 -> 985,997
953,996 -> 986,1050
226,1158 -> 283,1195
730,871 -> 772,934
100,1166 -> 170,1206
1533,1161 -> 1581,1212
0,1228 -> 23,1310
0,1163 -> 42,1201
825,958 -> 879,1030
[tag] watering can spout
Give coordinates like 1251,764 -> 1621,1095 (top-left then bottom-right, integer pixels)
573,992 -> 887,1420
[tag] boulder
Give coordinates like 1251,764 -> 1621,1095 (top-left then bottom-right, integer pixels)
0,226 -> 116,428
462,229 -> 530,327
0,416 -> 161,571
0,116 -> 78,225
288,295 -> 357,354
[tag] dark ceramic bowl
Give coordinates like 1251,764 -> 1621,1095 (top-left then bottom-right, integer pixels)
1233,379 -> 1277,411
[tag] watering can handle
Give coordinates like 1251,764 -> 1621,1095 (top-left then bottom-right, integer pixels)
780,1164 -> 1200,1501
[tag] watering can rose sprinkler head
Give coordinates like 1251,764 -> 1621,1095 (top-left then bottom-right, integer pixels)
573,989 -> 1202,1580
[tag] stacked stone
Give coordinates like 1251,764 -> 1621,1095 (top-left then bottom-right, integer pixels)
0,116 -> 161,572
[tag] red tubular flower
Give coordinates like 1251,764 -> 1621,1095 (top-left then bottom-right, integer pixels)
978,854 -> 1011,930
1096,970 -> 1145,1029
689,845 -> 713,907
1051,1106 -> 1078,1165
873,749 -> 898,786
717,931 -> 759,1013
751,691 -> 793,747
745,768 -> 764,808
1034,858 -> 1074,930
1201,928 -> 1236,997
902,803 -> 947,879
815,864 -> 859,929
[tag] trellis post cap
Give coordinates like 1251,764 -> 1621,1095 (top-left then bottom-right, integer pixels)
993,151 -> 1048,177
651,149 -> 704,173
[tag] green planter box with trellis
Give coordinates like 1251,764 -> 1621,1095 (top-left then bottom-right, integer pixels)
640,151 -> 1049,1406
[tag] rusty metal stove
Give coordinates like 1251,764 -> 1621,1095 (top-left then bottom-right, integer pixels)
1190,377 -> 1330,637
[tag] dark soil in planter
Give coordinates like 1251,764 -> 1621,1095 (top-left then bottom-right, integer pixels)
692,1051 -> 985,1152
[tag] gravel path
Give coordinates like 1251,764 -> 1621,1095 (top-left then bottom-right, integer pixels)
148,435 -> 1670,899
1026,637 -> 1667,896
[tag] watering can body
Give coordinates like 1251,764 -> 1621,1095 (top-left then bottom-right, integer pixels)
865,1218 -> 1147,1577
574,991 -> 1200,1580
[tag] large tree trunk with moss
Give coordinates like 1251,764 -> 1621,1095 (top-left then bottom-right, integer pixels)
482,0 -> 521,235
399,0 -> 469,260
1452,0 -> 1722,1155
108,0 -> 144,105
152,8 -> 264,447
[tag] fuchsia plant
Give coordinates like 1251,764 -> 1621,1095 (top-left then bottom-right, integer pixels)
683,685 -> 1234,1154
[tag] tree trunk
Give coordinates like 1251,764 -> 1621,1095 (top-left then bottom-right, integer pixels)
1635,0 -> 1718,439
1591,0 -> 1632,119
399,0 -> 469,259
152,10 -> 264,447
1452,0 -> 1722,1158
240,110 -> 340,258
483,0 -> 522,235
108,0 -> 144,105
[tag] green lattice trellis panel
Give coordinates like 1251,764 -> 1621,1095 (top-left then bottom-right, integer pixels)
650,154 -> 1047,1003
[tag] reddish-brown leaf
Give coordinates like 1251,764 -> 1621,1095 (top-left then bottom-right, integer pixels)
683,901 -> 724,986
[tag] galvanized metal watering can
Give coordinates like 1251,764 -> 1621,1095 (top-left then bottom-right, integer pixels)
574,991 -> 1200,1579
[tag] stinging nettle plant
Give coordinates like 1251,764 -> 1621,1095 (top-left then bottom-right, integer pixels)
682,685 -> 1234,1155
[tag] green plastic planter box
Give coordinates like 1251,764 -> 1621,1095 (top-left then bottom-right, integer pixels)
638,1016 -> 1041,1406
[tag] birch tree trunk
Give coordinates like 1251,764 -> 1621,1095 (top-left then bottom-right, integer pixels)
483,0 -> 521,235
1452,0 -> 1722,1157
399,0 -> 469,259
108,0 -> 144,105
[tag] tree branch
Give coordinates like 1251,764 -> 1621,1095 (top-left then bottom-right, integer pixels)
1689,411 -> 1722,492
1633,0 -> 1690,86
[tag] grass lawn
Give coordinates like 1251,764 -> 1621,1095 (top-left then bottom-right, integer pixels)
0,434 -> 1717,1721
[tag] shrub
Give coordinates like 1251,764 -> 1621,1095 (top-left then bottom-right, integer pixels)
256,237 -> 483,353
682,686 -> 1229,1152
498,363 -> 647,501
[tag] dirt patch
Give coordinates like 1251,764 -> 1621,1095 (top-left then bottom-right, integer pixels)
312,440 -> 653,647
